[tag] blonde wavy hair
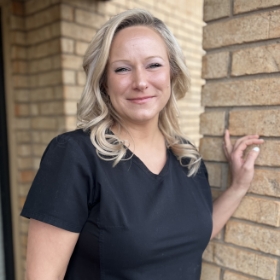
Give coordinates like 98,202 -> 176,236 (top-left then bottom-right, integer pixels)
77,9 -> 201,176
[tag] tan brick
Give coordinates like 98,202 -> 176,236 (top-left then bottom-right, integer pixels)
200,262 -> 220,280
19,170 -> 35,183
16,131 -> 31,143
62,70 -> 76,85
25,0 -> 51,15
63,86 -> 83,100
15,104 -> 29,117
203,11 -> 280,49
75,9 -> 105,29
232,44 -> 280,76
12,61 -> 28,74
11,31 -> 26,45
75,41 -> 89,56
224,270 -> 256,280
25,5 -> 60,29
61,38 -> 74,53
65,116 -> 77,130
13,75 -> 29,88
203,242 -> 278,279
35,71 -> 62,87
61,21 -> 95,42
61,54 -> 83,70
30,88 -> 54,101
40,131 -> 58,144
77,71 -> 86,85
64,101 -> 77,114
202,52 -> 229,79
10,16 -> 25,30
233,196 -> 280,227
29,57 -> 52,73
202,78 -> 280,107
19,183 -> 32,197
11,1 -> 24,16
11,46 -> 27,59
52,54 -> 62,69
200,111 -> 226,136
17,144 -> 32,157
60,4 -> 74,21
27,22 -> 60,45
234,0 -> 280,14
199,137 -> 226,162
203,0 -> 230,21
27,39 -> 60,59
15,118 -> 31,129
226,220 -> 280,256
31,117 -> 57,130
15,90 -> 29,102
30,104 -> 39,116
205,162 -> 224,187
250,169 -> 280,198
229,109 -> 280,137
255,140 -> 280,166
39,102 -> 64,115
17,158 -> 33,170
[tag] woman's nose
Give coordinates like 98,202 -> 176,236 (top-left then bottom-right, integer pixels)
132,68 -> 148,91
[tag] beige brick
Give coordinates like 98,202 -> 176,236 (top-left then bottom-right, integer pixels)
30,88 -> 54,101
17,158 -> 33,170
12,1 -> 25,16
232,44 -> 280,76
61,21 -> 95,42
11,31 -> 26,45
61,54 -> 83,70
256,140 -> 280,166
18,170 -> 35,183
75,41 -> 89,56
226,220 -> 280,256
15,118 -> 31,129
203,0 -> 230,21
202,52 -> 229,79
39,102 -> 64,115
10,15 -> 25,30
234,0 -> 280,14
25,0 -> 51,15
65,116 -> 77,130
40,131 -> 58,144
64,101 -> 77,115
61,38 -> 74,53
36,70 -> 62,87
16,131 -> 31,143
25,5 -> 60,29
15,104 -> 29,117
204,162 -> 224,187
63,86 -> 83,99
203,242 -> 278,279
77,71 -> 86,85
17,144 -> 32,157
61,4 -> 74,21
31,117 -> 57,130
202,78 -> 280,107
250,169 -> 280,198
29,57 -> 52,73
27,22 -> 61,45
200,111 -> 226,136
199,137 -> 226,162
27,39 -> 60,59
12,61 -> 28,74
203,11 -> 280,49
52,54 -> 62,69
224,270 -> 256,280
62,70 -> 76,85
200,262 -> 220,280
229,109 -> 280,137
75,9 -> 105,29
233,196 -> 280,227
19,183 -> 32,197
13,75 -> 29,88
30,104 -> 39,116
11,46 -> 27,59
15,90 -> 29,102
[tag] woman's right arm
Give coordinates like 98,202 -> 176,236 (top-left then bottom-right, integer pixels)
25,219 -> 79,280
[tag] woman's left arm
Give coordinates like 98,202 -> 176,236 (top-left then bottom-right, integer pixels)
211,130 -> 264,239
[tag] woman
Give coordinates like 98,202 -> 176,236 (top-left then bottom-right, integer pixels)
21,9 -> 263,280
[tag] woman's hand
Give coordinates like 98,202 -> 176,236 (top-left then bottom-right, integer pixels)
223,129 -> 264,194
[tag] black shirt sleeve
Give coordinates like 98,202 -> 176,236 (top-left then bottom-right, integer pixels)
21,133 -> 93,233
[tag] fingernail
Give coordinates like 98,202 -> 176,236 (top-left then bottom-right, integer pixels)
253,147 -> 260,152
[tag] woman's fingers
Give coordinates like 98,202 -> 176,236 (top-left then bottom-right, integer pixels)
233,138 -> 264,160
243,147 -> 260,169
223,130 -> 232,159
234,134 -> 259,149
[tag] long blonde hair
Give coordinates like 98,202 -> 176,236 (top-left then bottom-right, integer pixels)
77,9 -> 201,176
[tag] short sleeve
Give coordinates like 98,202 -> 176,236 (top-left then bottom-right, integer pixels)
21,133 -> 93,233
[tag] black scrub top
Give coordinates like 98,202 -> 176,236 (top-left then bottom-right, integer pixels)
21,129 -> 213,280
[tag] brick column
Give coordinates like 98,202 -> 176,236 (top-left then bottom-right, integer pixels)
200,1 -> 280,279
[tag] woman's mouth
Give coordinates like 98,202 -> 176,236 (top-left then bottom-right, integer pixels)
127,96 -> 154,104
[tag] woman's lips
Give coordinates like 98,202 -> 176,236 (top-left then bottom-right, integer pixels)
128,96 -> 154,104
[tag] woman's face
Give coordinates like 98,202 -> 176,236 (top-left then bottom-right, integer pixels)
106,25 -> 171,127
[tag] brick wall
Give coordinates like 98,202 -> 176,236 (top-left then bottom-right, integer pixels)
3,0 -> 204,278
200,0 -> 280,279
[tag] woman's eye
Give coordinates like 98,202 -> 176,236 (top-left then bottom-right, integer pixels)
115,67 -> 129,73
149,63 -> 161,69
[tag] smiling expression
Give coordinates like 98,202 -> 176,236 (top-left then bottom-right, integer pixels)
106,25 -> 171,127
